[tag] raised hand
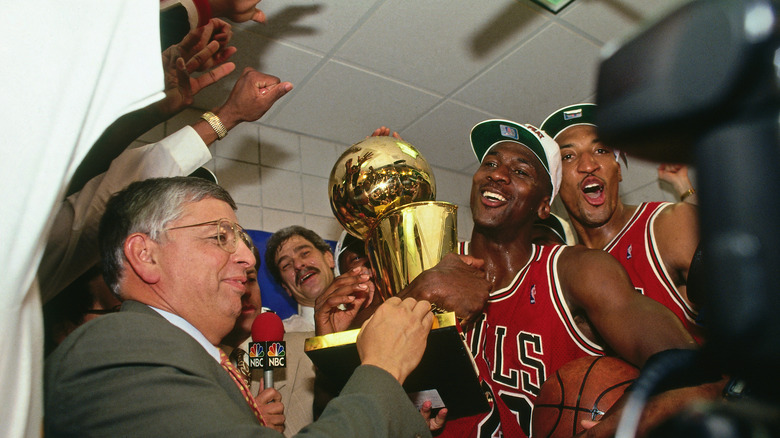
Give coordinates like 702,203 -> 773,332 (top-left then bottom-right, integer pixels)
157,19 -> 237,116
210,0 -> 267,23
178,18 -> 236,72
657,163 -> 696,201
214,67 -> 293,129
369,126 -> 403,140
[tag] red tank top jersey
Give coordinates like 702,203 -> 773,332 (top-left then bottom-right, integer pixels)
603,202 -> 703,342
438,243 -> 604,438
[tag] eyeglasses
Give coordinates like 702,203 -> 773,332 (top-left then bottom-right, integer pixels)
165,218 -> 255,254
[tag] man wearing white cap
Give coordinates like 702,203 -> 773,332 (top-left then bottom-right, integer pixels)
541,104 -> 704,342
436,119 -> 698,437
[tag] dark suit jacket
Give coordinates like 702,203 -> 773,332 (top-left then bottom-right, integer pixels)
45,300 -> 429,437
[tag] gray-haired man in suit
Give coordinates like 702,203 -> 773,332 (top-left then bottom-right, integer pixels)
45,176 -> 433,437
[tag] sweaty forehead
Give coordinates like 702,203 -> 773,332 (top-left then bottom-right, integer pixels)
486,141 -> 545,169
555,125 -> 601,149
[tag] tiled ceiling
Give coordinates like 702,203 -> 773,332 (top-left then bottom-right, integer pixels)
192,0 -> 687,175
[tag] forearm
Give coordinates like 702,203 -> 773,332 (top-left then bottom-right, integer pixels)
588,378 -> 726,438
678,187 -> 698,205
192,117 -> 224,146
605,306 -> 696,368
40,127 -> 210,301
666,173 -> 697,205
66,101 -> 170,196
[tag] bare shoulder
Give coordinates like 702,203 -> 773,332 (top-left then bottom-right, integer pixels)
653,202 -> 699,276
655,201 -> 699,236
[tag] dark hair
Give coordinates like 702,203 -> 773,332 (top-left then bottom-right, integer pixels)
264,226 -> 331,284
252,245 -> 261,270
99,177 -> 236,297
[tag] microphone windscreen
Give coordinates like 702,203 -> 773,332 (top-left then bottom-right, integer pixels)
251,312 -> 285,342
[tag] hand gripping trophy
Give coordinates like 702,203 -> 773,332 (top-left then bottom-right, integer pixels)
328,135 -> 458,303
319,137 -> 489,419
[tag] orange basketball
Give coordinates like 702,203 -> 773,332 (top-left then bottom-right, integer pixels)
532,356 -> 639,438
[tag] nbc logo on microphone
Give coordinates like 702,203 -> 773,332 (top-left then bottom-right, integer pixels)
267,342 -> 286,367
248,342 -> 265,368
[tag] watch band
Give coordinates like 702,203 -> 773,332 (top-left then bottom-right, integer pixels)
201,111 -> 227,139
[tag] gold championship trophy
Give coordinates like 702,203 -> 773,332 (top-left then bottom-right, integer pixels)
304,136 -> 488,419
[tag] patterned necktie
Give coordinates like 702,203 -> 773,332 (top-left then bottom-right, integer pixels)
219,349 -> 266,426
229,347 -> 251,384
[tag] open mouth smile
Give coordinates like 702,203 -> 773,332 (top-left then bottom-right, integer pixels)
580,176 -> 606,206
480,183 -> 510,206
296,269 -> 318,286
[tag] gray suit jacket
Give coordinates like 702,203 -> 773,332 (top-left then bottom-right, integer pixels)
45,300 -> 429,437
221,331 -> 316,437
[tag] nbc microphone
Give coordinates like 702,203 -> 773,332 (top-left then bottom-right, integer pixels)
249,312 -> 286,390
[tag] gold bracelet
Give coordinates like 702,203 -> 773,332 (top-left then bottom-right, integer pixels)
201,111 -> 228,139
680,187 -> 696,202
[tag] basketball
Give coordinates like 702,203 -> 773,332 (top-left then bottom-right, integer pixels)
532,356 -> 639,438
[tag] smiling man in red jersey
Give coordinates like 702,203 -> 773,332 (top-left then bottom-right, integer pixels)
435,120 -> 702,438
541,104 -> 704,342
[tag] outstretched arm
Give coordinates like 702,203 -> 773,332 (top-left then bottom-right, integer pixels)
156,19 -> 237,117
202,67 -> 292,136
48,68 -> 291,300
654,165 -> 700,297
559,247 -> 696,367
398,253 -> 491,326
67,21 -> 237,195
560,247 -> 721,438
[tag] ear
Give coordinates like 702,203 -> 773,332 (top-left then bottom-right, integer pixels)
617,162 -> 623,182
325,251 -> 335,270
124,233 -> 162,285
536,196 -> 552,220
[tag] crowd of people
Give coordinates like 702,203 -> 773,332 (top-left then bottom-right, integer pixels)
4,1 -> 734,437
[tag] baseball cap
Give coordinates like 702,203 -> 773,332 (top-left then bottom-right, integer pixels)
541,103 -> 627,166
334,230 -> 365,276
539,103 -> 597,140
470,119 -> 562,203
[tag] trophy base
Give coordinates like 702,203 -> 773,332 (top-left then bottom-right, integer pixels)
305,312 -> 489,420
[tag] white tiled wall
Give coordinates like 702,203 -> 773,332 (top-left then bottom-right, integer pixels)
145,110 -> 686,244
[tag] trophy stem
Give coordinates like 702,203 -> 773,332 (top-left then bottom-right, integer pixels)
365,201 -> 458,301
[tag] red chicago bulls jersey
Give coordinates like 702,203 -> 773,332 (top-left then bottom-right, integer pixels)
604,202 -> 703,343
439,243 -> 603,438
